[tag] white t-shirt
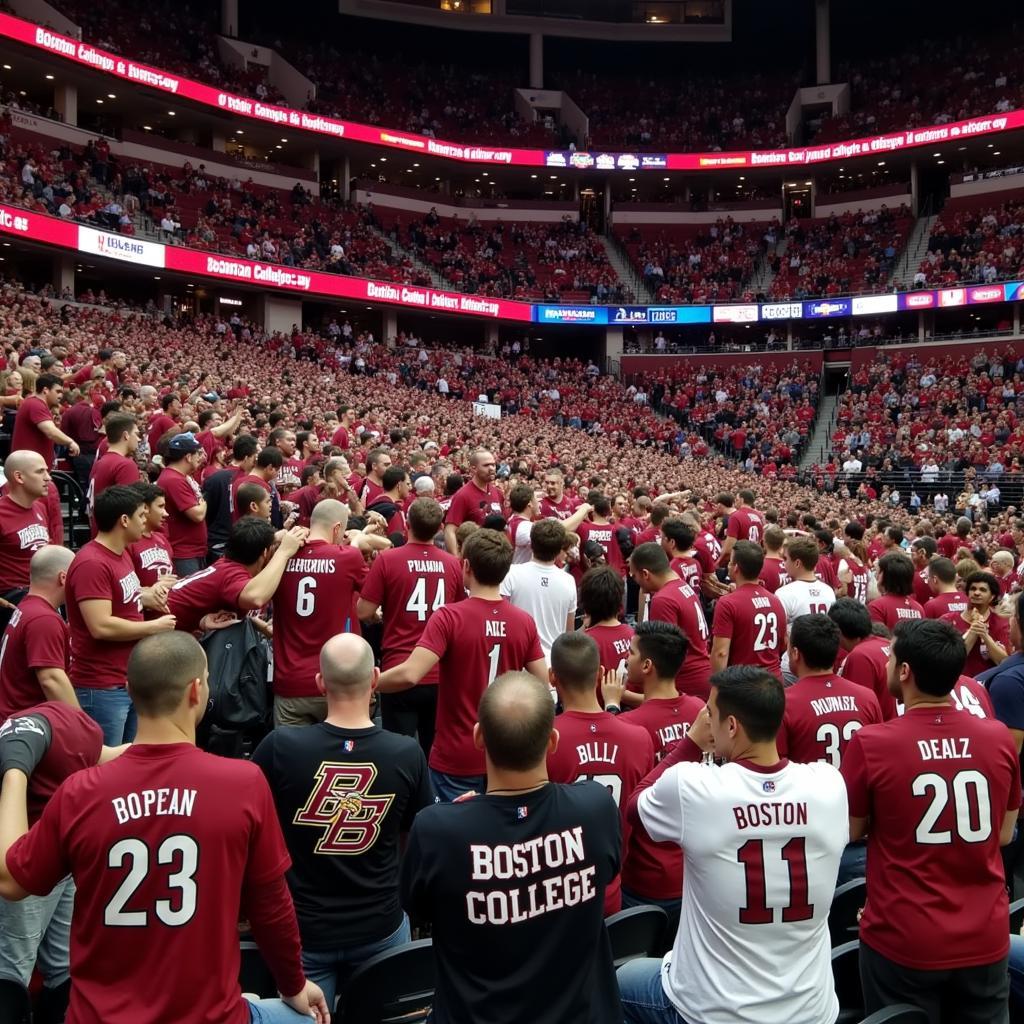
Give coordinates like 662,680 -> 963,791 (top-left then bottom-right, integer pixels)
639,758 -> 848,1024
775,579 -> 837,675
499,561 -> 577,663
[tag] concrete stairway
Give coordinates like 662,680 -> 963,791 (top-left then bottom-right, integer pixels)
601,234 -> 654,304
799,392 -> 840,470
888,212 -> 938,291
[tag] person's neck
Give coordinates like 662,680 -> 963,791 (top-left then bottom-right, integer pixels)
306,529 -> 332,545
110,443 -> 131,457
796,668 -> 834,681
591,616 -> 621,628
133,714 -> 196,746
486,761 -> 549,795
559,691 -> 602,714
902,687 -> 953,711
728,739 -> 783,767
795,571 -> 817,582
5,487 -> 32,509
734,577 -> 758,588
473,476 -> 490,491
324,699 -> 374,730
531,556 -> 556,567
643,675 -> 678,700
96,530 -> 127,555
938,584 -> 959,595
469,584 -> 502,601
27,583 -> 60,609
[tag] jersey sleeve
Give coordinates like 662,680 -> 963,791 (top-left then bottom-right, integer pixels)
444,489 -> 470,528
26,400 -> 50,428
399,812 -> 436,923
345,546 -> 368,592
5,782 -> 72,895
636,762 -> 689,846
416,606 -> 454,659
69,559 -> 113,603
725,513 -> 742,540
867,599 -> 885,625
24,616 -> 68,671
514,520 -> 532,550
713,595 -> 736,639
840,730 -> 871,819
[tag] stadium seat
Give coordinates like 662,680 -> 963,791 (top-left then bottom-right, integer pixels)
50,470 -> 90,551
605,905 -> 669,967
0,978 -> 32,1023
829,878 -> 865,946
856,1006 -> 928,1024
338,938 -> 435,1023
239,940 -> 278,1000
831,940 -> 864,1023
1011,897 -> 1024,935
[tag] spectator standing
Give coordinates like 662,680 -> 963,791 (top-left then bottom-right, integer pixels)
88,413 -> 142,531
157,433 -> 208,576
11,373 -> 79,468
943,571 -> 1010,677
869,552 -> 925,629
500,518 -> 577,665
127,483 -> 176,595
400,672 -> 622,1024
0,632 -> 329,1024
357,498 -> 464,757
65,485 -> 176,744
843,618 -> 1019,1022
253,634 -> 432,1011
443,449 -> 506,554
0,451 -> 53,603
203,434 -> 258,562
231,446 -> 283,527
618,666 -> 847,1024
146,392 -> 181,453
719,488 -> 765,565
831,598 -> 899,720
924,557 -> 969,619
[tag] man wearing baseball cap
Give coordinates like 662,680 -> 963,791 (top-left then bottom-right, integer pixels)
157,434 -> 208,576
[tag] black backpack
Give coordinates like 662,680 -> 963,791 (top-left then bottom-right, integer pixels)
198,618 -> 272,756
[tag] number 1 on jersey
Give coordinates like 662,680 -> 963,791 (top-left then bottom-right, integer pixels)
737,837 -> 813,924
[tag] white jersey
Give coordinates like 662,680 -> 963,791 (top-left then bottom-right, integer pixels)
639,759 -> 847,1024
499,561 -> 577,663
775,579 -> 836,675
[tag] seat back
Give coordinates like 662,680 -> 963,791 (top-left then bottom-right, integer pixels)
50,469 -> 89,550
829,878 -> 866,946
340,939 -> 435,1024
0,977 -> 32,1023
831,939 -> 863,1022
239,940 -> 278,999
857,1005 -> 929,1023
605,905 -> 669,968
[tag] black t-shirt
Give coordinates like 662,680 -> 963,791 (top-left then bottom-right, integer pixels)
252,721 -> 432,949
400,781 -> 621,1024
201,467 -> 236,550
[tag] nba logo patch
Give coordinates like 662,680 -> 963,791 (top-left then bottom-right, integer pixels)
762,780 -> 776,794
343,740 -> 355,752
516,805 -> 529,820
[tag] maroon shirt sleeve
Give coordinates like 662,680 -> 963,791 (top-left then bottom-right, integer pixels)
840,730 -> 870,818
23,615 -> 68,670
6,780 -> 72,895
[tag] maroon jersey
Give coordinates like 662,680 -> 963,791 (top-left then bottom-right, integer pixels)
726,506 -> 764,546
669,555 -> 701,592
778,673 -> 883,768
0,595 -> 69,720
272,539 -> 367,698
147,411 -> 178,453
11,395 -> 56,467
416,598 -> 543,777
942,611 -> 1012,678
230,473 -> 272,522
540,493 -> 579,521
0,494 -> 50,591
445,480 -> 505,529
839,559 -> 870,604
6,743 -> 299,1024
712,583 -> 786,675
547,710 -> 654,915
692,529 -> 721,577
578,521 -> 626,575
157,468 -> 206,558
167,559 -> 255,634
868,594 -> 924,630
88,452 -> 141,525
128,532 -> 175,590
66,541 -> 143,689
649,579 -> 711,699
359,478 -> 385,505
5,702 -> 103,824
924,591 -> 969,620
843,709 -> 1020,969
937,534 -> 961,559
360,542 -> 464,683
814,557 -> 839,592
950,674 -> 995,719
624,694 -> 706,761
277,456 -> 305,492
759,555 -> 790,594
585,623 -> 634,676
912,568 -> 932,606
839,635 -> 896,721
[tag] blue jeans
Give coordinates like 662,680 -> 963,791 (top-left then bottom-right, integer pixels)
429,769 -> 485,803
618,958 -> 689,1024
1008,935 -> 1024,1013
302,914 -> 411,1011
0,874 -> 73,987
245,996 -> 322,1023
75,686 -> 136,745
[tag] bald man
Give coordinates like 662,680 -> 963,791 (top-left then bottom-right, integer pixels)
252,633 -> 432,1011
0,451 -> 54,604
400,672 -> 622,1024
443,449 -> 506,554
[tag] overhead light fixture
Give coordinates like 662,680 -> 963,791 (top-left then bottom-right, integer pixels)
107,93 -> 115,99
2,65 -> 10,70
933,152 -> 941,157
45,74 -> 53,80
280,137 -> 287,142
143,125 -> 152,130
235,129 -> 244,135
379,156 -> 387,162
877,160 -> 885,166
167,110 -> 175,116
96,99 -> 103,104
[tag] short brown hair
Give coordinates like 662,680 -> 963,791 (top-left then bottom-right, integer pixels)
785,536 -> 819,571
127,633 -> 207,717
531,518 -> 565,562
462,528 -> 513,586
509,483 -> 535,514
407,497 -> 443,542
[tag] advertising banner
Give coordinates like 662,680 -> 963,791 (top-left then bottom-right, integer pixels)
712,303 -> 759,324
535,305 -> 608,324
851,294 -> 899,315
803,298 -> 852,318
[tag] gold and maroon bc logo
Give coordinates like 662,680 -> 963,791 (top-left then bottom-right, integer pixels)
293,763 -> 394,855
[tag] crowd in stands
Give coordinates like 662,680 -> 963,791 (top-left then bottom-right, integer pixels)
914,191 -> 1024,289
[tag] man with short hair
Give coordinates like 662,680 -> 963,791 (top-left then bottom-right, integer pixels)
629,542 -> 711,700
400,671 -> 622,1024
253,633 -> 432,1011
830,597 -> 898,720
924,557 -> 969,619
539,467 -> 579,520
843,618 -> 1020,1022
127,483 -> 175,598
619,666 -> 848,1024
659,517 -> 702,592
231,446 -> 283,525
359,447 -> 392,505
711,540 -> 786,676
910,536 -> 938,605
500,517 -> 577,665
506,483 -> 537,564
203,434 -> 259,561
443,449 -> 505,554
88,413 -> 142,532
581,565 -> 634,681
146,391 -> 181,453
759,525 -> 791,593
0,545 -> 76,720
719,488 -> 764,566
236,481 -> 272,521
271,500 -> 367,727
157,433 -> 208,576
546,631 -> 654,917
11,373 -> 79,467
869,552 -> 925,629
776,536 -> 836,632
378,529 -> 546,801
66,485 -> 176,744
0,632 -> 329,1023
366,465 -> 411,537
943,571 -> 1010,677
357,498 -> 464,756
0,451 -> 52,602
